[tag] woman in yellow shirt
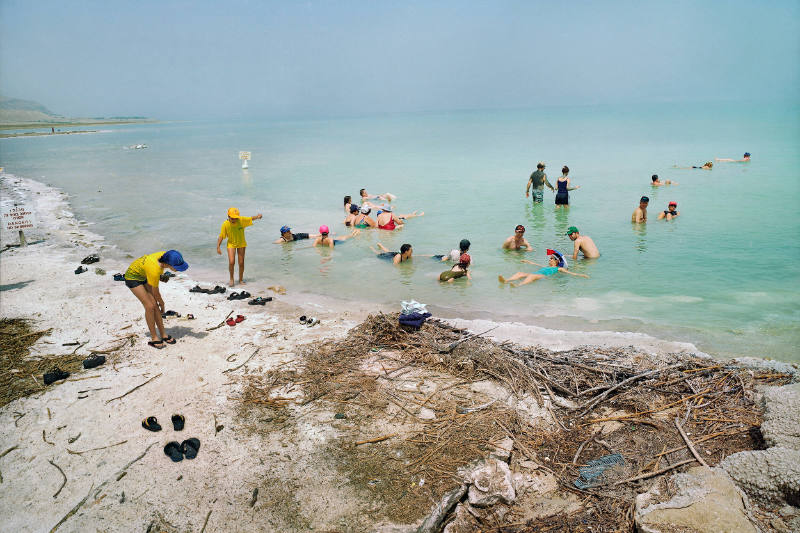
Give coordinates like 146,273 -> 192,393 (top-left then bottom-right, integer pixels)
124,250 -> 189,349
216,207 -> 263,287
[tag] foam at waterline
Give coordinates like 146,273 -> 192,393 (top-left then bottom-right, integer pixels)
441,317 -> 706,356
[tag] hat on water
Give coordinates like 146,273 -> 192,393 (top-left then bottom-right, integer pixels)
227,207 -> 240,218
459,253 -> 471,266
360,206 -> 371,214
349,204 -> 360,213
546,248 -> 567,269
668,201 -> 677,206
319,225 -> 330,234
160,250 -> 189,272
566,226 -> 579,235
744,152 -> 751,157
280,225 -> 291,234
640,196 -> 650,203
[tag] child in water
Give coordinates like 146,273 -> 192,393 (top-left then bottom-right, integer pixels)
439,253 -> 472,283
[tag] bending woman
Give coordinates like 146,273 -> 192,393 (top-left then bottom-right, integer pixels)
498,251 -> 588,287
124,250 -> 189,348
376,206 -> 424,230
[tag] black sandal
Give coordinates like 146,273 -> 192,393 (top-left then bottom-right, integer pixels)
142,416 -> 162,432
161,335 -> 177,345
164,441 -> 183,462
181,438 -> 200,459
147,340 -> 165,349
172,414 -> 185,431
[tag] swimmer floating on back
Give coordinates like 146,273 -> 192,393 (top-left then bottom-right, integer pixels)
372,242 -> 413,265
375,206 -> 424,231
498,250 -> 588,287
673,161 -> 712,170
715,152 -> 750,163
360,188 -> 397,205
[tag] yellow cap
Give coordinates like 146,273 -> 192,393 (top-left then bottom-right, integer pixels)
227,207 -> 240,218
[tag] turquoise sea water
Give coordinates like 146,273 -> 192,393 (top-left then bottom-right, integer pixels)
2,102 -> 799,361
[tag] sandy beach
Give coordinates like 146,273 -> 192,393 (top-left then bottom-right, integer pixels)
1,174 -> 798,532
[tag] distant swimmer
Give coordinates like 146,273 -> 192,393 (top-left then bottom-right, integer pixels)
658,201 -> 680,221
372,242 -> 413,265
631,196 -> 649,223
344,203 -> 360,227
439,253 -> 472,282
343,195 -> 353,214
526,162 -> 555,203
360,188 -> 397,204
674,161 -> 712,170
651,174 -> 677,186
502,225 -> 534,251
376,206 -> 424,231
498,250 -> 588,287
555,166 -> 580,208
353,206 -> 378,228
313,226 -> 360,247
566,226 -> 599,259
716,152 -> 751,163
124,250 -> 189,349
217,207 -> 263,287
274,226 -> 319,243
436,239 -> 471,262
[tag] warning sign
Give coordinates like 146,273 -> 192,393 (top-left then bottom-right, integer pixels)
2,204 -> 36,232
239,151 -> 251,160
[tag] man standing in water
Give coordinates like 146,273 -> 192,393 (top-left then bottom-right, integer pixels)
526,162 -> 555,202
631,196 -> 649,223
566,226 -> 599,259
502,225 -> 534,251
217,207 -> 263,286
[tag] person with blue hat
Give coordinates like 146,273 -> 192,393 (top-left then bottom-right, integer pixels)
123,250 -> 189,349
274,225 -> 318,243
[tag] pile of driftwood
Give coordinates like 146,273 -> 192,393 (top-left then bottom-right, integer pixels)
237,312 -> 794,530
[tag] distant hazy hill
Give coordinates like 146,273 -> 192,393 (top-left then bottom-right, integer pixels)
0,95 -> 153,126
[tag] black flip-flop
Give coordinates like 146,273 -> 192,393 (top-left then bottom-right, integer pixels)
227,292 -> 240,301
212,286 -> 226,294
113,273 -> 125,281
147,340 -> 165,349
43,367 -> 70,385
142,416 -> 162,432
299,315 -> 308,324
240,291 -> 251,299
248,297 -> 272,305
186,314 -> 195,320
161,335 -> 177,345
164,441 -> 183,462
172,414 -> 185,431
189,285 -> 205,293
181,438 -> 200,459
82,355 -> 106,369
74,266 -> 87,274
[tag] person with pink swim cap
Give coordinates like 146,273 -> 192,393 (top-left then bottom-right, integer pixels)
312,225 -> 360,248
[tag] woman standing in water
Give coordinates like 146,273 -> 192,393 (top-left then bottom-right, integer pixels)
555,166 -> 580,208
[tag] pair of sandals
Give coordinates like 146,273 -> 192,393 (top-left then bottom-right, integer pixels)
161,310 -> 181,318
299,316 -> 320,327
81,254 -> 100,265
164,438 -> 200,462
147,335 -> 176,349
43,367 -> 70,385
189,285 -> 226,294
227,291 -> 251,300
248,296 -> 272,306
142,414 -> 184,432
226,315 -> 246,327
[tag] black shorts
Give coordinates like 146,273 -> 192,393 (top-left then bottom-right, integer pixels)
555,192 -> 569,205
378,252 -> 398,260
125,279 -> 147,288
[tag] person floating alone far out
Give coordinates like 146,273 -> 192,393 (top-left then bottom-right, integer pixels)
651,174 -> 677,186
673,161 -> 712,170
715,152 -> 750,163
124,250 -> 189,349
526,162 -> 555,203
555,165 -> 580,208
566,226 -> 599,259
631,196 -> 649,223
217,207 -> 263,287
502,225 -> 534,251
658,201 -> 680,221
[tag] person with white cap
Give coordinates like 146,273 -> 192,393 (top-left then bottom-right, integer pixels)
526,162 -> 555,202
216,207 -> 262,287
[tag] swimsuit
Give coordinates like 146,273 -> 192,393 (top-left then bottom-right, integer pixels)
439,269 -> 466,282
378,252 -> 399,260
535,266 -> 558,276
378,218 -> 396,231
555,179 -> 569,205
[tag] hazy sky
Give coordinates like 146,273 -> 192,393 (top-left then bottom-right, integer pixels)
1,0 -> 798,119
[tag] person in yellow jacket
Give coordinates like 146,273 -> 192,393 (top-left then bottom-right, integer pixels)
124,250 -> 189,349
217,207 -> 263,287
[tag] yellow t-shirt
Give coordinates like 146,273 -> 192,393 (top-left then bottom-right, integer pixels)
220,217 -> 253,248
124,251 -> 165,287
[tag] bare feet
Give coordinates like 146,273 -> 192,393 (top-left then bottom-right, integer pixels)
229,280 -> 235,287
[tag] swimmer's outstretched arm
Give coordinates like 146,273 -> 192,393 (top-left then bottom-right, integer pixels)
398,211 -> 424,219
521,259 -> 543,267
559,268 -> 589,278
337,228 -> 361,242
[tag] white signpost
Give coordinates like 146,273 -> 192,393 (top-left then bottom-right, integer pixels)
2,203 -> 36,246
239,151 -> 251,169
